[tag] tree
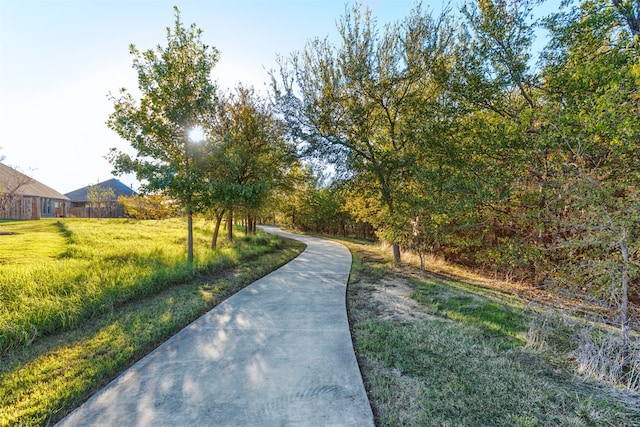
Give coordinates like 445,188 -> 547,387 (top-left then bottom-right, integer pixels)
538,0 -> 640,374
273,3 -> 452,262
200,85 -> 295,246
273,163 -> 355,235
268,161 -> 315,230
434,0 -> 548,277
455,0 -> 540,116
429,0 -> 640,386
86,184 -> 115,219
106,7 -> 218,264
0,164 -> 34,219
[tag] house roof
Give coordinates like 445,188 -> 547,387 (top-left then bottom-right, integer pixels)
0,163 -> 69,200
65,178 -> 137,202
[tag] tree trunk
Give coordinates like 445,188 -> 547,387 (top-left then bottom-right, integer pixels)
211,211 -> 225,249
187,207 -> 194,265
227,209 -> 233,241
620,239 -> 631,369
393,243 -> 401,263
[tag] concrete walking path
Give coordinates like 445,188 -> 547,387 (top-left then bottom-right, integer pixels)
57,227 -> 374,426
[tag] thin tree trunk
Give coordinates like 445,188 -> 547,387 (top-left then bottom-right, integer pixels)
227,209 -> 233,241
620,239 -> 631,369
187,208 -> 194,265
211,211 -> 225,249
393,243 -> 401,263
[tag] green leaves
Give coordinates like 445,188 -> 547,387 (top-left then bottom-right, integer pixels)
273,4 -> 455,260
107,7 -> 218,206
200,85 -> 294,212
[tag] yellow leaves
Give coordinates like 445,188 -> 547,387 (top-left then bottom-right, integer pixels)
632,61 -> 640,85
478,0 -> 494,13
431,213 -> 450,226
609,137 -> 623,148
546,151 -> 570,163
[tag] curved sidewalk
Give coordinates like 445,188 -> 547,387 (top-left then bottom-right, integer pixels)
57,227 -> 374,426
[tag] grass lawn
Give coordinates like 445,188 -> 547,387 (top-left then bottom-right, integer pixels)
0,218 -> 305,426
344,240 -> 640,426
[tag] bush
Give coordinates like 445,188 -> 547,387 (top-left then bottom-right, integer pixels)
118,194 -> 180,219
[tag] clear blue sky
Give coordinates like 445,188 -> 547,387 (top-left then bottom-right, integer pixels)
0,0 -> 556,194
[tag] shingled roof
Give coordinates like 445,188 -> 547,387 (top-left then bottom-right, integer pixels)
0,163 -> 69,200
65,178 -> 136,202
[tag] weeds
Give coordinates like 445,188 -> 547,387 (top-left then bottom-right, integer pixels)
528,309 -> 640,392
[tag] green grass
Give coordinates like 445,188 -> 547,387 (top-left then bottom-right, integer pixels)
0,219 -> 305,426
0,221 -> 66,263
0,218 -> 280,354
410,278 -> 528,349
344,240 -> 640,427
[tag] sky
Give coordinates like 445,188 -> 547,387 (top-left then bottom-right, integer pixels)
0,0 -> 557,194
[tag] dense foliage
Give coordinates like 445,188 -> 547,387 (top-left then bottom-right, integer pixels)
273,0 -> 639,386
198,85 -> 296,246
117,193 -> 180,219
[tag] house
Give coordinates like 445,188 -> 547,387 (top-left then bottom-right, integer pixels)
0,162 -> 69,220
65,178 -> 137,218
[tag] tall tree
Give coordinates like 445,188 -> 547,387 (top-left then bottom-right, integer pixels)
106,7 -> 218,264
539,0 -> 640,371
455,0 -> 540,116
273,3 -> 451,262
436,0 -> 546,277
